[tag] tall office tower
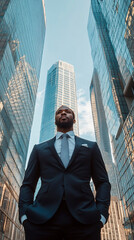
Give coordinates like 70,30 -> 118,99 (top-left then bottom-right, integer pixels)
90,70 -> 126,240
88,0 -> 134,239
40,60 -> 79,142
0,1 -> 46,239
90,69 -> 119,197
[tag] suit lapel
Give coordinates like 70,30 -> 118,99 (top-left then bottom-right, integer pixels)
47,135 -> 82,169
47,137 -> 65,168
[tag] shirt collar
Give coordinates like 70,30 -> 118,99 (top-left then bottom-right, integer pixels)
56,131 -> 74,140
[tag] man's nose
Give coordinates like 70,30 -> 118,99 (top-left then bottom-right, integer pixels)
61,111 -> 66,115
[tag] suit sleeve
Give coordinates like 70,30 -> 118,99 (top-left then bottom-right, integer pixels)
18,145 -> 40,223
91,142 -> 111,222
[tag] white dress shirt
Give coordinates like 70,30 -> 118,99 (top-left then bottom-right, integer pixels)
54,131 -> 75,160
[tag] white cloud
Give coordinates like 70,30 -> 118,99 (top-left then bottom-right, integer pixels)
37,89 -> 45,102
77,89 -> 95,140
35,89 -> 45,108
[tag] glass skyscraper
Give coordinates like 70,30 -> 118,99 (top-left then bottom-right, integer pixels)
90,70 -> 126,240
90,69 -> 119,197
0,1 -> 46,239
88,0 -> 134,239
40,60 -> 79,142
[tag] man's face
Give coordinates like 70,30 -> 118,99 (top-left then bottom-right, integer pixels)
55,106 -> 75,129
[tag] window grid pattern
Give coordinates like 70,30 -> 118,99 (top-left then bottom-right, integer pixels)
0,0 -> 46,239
40,60 -> 79,142
88,0 -> 134,238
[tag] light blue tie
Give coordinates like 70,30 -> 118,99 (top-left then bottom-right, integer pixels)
60,133 -> 69,168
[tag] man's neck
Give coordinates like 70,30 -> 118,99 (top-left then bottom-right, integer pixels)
57,128 -> 73,133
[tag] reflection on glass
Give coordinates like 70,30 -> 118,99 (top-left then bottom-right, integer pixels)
88,0 -> 134,238
0,0 -> 46,239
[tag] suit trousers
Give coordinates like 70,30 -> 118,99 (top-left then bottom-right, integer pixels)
24,200 -> 101,240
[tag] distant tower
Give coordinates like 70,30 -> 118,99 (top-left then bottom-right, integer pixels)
40,60 -> 79,142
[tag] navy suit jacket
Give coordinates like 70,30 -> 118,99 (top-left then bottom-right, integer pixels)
19,136 -> 111,225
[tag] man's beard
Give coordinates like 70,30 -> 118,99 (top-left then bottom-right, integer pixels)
55,118 -> 73,129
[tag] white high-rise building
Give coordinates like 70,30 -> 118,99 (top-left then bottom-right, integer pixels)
40,60 -> 79,142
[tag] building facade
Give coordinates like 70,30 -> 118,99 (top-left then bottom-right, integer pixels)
101,196 -> 127,240
88,0 -> 134,239
0,1 -> 46,239
40,60 -> 79,142
90,69 -> 126,240
90,69 -> 119,197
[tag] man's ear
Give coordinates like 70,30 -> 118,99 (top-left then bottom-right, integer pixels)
73,119 -> 76,124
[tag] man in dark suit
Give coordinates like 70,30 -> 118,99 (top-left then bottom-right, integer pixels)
19,105 -> 111,240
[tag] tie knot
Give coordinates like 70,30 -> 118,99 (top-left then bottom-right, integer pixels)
61,133 -> 69,139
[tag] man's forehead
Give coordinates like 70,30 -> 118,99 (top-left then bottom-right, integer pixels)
57,105 -> 72,111
57,106 -> 71,110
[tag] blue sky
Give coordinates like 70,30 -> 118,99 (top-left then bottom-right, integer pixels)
28,0 -> 95,156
